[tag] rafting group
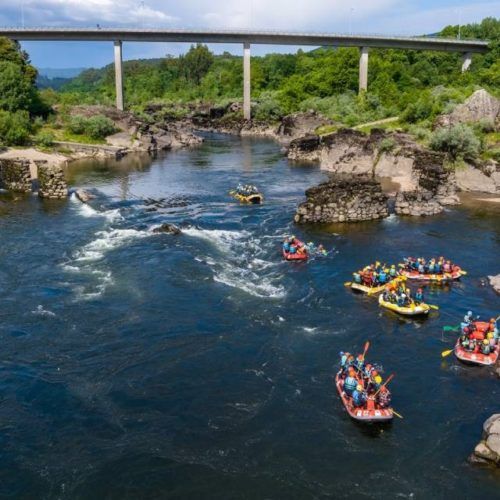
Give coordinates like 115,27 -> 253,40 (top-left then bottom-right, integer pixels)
400,256 -> 466,282
229,183 -> 264,204
453,313 -> 500,365
281,236 -> 329,261
335,343 -> 395,422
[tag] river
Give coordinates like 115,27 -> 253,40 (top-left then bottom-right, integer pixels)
0,133 -> 499,498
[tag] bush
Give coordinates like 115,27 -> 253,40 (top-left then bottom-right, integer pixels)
0,110 -> 31,146
84,115 -> 116,139
66,114 -> 116,140
378,137 -> 396,153
477,117 -> 496,133
34,130 -> 55,147
430,124 -> 480,161
254,91 -> 285,121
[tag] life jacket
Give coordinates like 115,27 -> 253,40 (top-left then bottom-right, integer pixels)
352,390 -> 366,407
378,390 -> 391,408
344,377 -> 357,393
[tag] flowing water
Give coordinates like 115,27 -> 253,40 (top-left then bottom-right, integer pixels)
0,134 -> 499,499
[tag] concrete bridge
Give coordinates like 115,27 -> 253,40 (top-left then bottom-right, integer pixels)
0,28 -> 490,119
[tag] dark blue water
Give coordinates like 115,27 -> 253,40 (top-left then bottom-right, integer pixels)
0,134 -> 499,499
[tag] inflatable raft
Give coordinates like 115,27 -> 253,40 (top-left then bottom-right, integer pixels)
334,371 -> 393,423
350,277 -> 402,295
283,240 -> 308,261
454,339 -> 499,366
231,192 -> 263,204
399,268 -> 465,283
378,295 -> 430,316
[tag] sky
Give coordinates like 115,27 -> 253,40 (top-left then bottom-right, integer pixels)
0,0 -> 498,69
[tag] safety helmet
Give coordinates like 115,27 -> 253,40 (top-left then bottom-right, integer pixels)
490,318 -> 496,323
483,339 -> 489,345
356,385 -> 363,391
468,311 -> 473,316
391,264 -> 395,268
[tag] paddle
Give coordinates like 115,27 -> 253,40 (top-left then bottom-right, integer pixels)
428,304 -> 439,310
374,373 -> 394,397
441,348 -> 454,358
344,281 -> 352,287
362,340 -> 370,358
443,326 -> 460,332
392,409 -> 404,419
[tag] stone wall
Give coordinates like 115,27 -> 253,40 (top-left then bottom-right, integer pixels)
0,159 -> 32,192
394,191 -> 443,216
294,176 -> 389,224
38,163 -> 68,199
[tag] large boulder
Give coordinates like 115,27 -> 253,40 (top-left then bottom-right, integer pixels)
152,223 -> 181,235
454,162 -> 500,194
277,111 -> 333,142
436,89 -> 500,128
489,274 -> 500,293
470,414 -> 500,467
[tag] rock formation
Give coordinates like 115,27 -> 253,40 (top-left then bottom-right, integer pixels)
436,89 -> 500,128
294,176 -> 389,224
0,159 -> 32,192
74,189 -> 95,203
152,223 -> 182,235
37,163 -> 68,199
488,274 -> 500,294
470,414 -> 500,467
276,111 -> 334,143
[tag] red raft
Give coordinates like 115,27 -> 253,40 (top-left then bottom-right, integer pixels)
282,239 -> 308,261
399,267 -> 465,283
334,371 -> 393,423
454,321 -> 500,366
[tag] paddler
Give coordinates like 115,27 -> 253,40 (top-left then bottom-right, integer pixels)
377,387 -> 391,409
481,339 -> 492,355
389,264 -> 397,278
352,385 -> 367,408
283,238 -> 291,252
353,272 -> 362,284
378,268 -> 387,284
355,354 -> 365,371
339,351 -> 351,372
343,368 -> 358,396
415,288 -> 424,304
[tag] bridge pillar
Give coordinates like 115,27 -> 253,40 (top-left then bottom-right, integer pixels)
114,41 -> 124,111
461,52 -> 472,72
243,43 -> 251,120
359,47 -> 369,93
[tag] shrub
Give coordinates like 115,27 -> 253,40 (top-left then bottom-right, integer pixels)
84,115 -> 116,139
66,114 -> 116,140
254,92 -> 285,121
34,130 -> 55,147
378,137 -> 396,153
0,110 -> 31,146
477,117 -> 496,133
430,124 -> 480,161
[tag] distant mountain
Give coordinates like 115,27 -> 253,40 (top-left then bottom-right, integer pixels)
37,67 -> 87,79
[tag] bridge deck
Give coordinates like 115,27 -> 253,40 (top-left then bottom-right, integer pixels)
0,28 -> 489,52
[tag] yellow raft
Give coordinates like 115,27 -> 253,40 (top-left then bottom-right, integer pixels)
230,191 -> 264,204
350,276 -> 404,295
378,294 -> 430,316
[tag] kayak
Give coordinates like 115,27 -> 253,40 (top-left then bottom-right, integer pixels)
378,294 -> 430,316
399,268 -> 465,282
334,371 -> 393,423
351,277 -> 402,295
231,192 -> 263,204
454,339 -> 500,366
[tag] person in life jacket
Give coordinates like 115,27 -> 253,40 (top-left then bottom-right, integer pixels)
481,339 -> 492,355
415,288 -> 424,304
283,238 -> 291,252
339,351 -> 351,372
418,261 -> 425,274
377,387 -> 391,409
353,272 -> 362,284
463,311 -> 473,326
489,318 -> 499,342
352,385 -> 367,408
343,368 -> 358,396
363,363 -> 373,379
355,354 -> 365,371
378,269 -> 387,284
389,264 -> 397,277
443,260 -> 452,273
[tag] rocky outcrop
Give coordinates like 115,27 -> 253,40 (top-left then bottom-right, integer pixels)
38,163 -> 68,199
470,414 -> 500,467
436,89 -> 500,128
489,274 -> 500,294
152,223 -> 181,235
276,111 -> 333,143
294,176 -> 389,224
454,161 -> 500,194
74,189 -> 95,203
0,159 -> 32,192
395,191 -> 443,216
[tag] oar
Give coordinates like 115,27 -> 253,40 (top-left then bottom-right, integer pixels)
443,326 -> 460,332
362,340 -> 370,358
392,409 -> 404,419
374,373 -> 394,397
428,304 -> 439,310
441,348 -> 454,358
344,281 -> 352,287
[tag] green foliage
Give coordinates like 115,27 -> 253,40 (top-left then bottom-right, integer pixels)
182,44 -> 214,85
67,114 -> 116,140
34,129 -> 55,147
378,137 -> 397,153
430,124 -> 481,160
253,91 -> 284,121
0,110 -> 31,146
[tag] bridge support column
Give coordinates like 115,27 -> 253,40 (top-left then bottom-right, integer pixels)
114,40 -> 124,111
243,42 -> 251,120
461,52 -> 472,72
359,47 -> 369,93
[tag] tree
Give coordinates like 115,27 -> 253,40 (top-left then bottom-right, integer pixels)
182,44 -> 214,85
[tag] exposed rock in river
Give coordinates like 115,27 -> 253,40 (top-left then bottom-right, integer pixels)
74,189 -> 95,203
488,274 -> 500,294
152,223 -> 182,235
294,176 -> 389,224
470,414 -> 500,467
